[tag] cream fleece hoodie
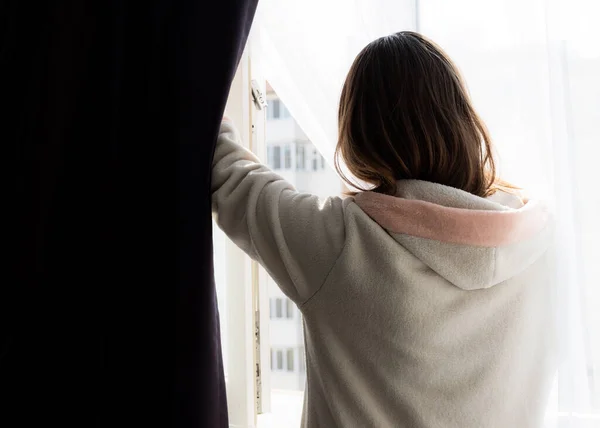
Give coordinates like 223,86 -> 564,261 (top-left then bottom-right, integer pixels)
212,121 -> 557,428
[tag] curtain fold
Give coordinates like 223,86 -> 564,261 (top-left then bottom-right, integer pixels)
2,1 -> 257,427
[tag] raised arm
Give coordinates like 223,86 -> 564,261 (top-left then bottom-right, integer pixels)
211,120 -> 348,305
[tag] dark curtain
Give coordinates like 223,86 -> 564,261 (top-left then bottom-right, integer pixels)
1,1 -> 258,427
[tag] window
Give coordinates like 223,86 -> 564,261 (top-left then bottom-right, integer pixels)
214,51 -> 261,427
284,145 -> 292,169
271,297 -> 295,319
267,146 -> 273,167
215,41 -> 341,427
260,83 -> 344,425
267,98 -> 292,120
269,298 -> 275,318
268,99 -> 281,119
296,145 -> 305,170
271,348 -> 297,372
272,145 -> 281,169
287,349 -> 295,372
220,10 -> 600,427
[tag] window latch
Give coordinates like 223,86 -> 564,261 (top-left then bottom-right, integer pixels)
251,79 -> 267,111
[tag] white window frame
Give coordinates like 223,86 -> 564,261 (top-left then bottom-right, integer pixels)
247,26 -> 280,422
221,39 -> 268,428
221,22 -> 334,428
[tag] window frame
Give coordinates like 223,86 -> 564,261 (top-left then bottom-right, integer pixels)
220,46 -> 259,428
226,23 -> 345,428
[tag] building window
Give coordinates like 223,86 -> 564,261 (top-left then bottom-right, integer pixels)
320,154 -> 325,169
267,146 -> 273,167
267,98 -> 291,120
284,145 -> 292,169
296,145 -> 305,170
268,99 -> 281,119
272,145 -> 281,169
312,149 -> 318,171
271,297 -> 295,319
271,348 -> 297,372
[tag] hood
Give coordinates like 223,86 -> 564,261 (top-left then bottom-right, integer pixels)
354,180 -> 553,290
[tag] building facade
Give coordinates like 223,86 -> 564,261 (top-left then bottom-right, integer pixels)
265,85 -> 343,391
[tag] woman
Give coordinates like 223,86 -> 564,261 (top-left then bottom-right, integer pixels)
212,31 -> 556,428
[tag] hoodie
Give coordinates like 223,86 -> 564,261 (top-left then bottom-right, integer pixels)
211,121 -> 557,428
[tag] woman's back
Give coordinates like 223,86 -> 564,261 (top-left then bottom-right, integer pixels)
298,181 -> 555,427
211,31 -> 556,427
212,125 -> 556,427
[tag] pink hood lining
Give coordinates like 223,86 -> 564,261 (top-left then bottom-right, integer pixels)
354,191 -> 549,247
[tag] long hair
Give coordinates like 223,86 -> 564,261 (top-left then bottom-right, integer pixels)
336,31 -> 513,197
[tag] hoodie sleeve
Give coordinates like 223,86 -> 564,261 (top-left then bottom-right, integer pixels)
211,120 -> 347,305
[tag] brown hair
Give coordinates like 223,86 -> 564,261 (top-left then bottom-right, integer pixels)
336,31 -> 513,197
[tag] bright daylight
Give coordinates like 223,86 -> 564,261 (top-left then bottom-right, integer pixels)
215,0 -> 600,427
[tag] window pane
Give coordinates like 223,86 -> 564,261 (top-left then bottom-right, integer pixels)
267,146 -> 273,167
265,83 -> 344,424
272,99 -> 280,119
270,299 -> 275,319
284,145 -> 292,169
320,155 -> 325,169
273,146 -> 281,169
296,145 -> 305,170
287,349 -> 294,372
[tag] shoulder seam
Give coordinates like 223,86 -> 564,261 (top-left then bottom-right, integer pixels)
299,200 -> 353,309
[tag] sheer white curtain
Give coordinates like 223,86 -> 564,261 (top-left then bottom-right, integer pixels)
256,0 -> 600,425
